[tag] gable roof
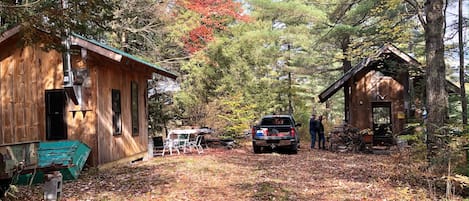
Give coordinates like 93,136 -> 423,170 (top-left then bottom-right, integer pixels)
318,44 -> 457,103
0,26 -> 178,79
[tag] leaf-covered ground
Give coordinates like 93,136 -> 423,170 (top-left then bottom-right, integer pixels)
7,142 -> 465,200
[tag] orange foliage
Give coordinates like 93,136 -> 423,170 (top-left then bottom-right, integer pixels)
179,0 -> 249,53
182,25 -> 214,54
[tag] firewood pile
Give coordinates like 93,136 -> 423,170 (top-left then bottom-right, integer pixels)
327,124 -> 370,153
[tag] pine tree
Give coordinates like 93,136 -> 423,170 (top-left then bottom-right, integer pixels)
0,0 -> 114,46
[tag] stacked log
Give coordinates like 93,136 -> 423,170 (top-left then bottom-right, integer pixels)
327,124 -> 363,153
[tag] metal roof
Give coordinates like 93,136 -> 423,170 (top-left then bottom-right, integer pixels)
71,33 -> 178,79
318,44 -> 459,102
318,44 -> 420,103
0,26 -> 178,79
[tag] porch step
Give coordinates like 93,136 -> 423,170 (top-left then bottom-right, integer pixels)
372,146 -> 391,155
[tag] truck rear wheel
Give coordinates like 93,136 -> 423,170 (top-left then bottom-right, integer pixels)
290,148 -> 298,154
290,144 -> 298,154
253,143 -> 262,154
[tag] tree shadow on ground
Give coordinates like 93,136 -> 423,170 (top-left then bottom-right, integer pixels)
218,144 -> 432,200
11,162 -> 180,200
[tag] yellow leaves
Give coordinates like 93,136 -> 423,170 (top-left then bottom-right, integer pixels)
447,174 -> 469,186
387,0 -> 403,9
369,0 -> 400,15
334,51 -> 345,61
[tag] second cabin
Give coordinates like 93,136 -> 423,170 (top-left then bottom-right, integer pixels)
319,44 -> 458,145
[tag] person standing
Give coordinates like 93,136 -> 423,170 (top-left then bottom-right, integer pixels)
318,115 -> 325,149
309,114 -> 318,149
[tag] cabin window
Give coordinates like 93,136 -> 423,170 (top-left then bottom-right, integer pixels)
131,81 -> 139,135
112,89 -> 122,135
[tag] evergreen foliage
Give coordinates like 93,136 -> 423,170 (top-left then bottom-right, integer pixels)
3,0 -> 469,187
0,0 -> 114,46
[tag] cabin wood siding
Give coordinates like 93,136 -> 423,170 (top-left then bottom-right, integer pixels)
0,36 -> 62,144
64,53 -> 99,166
95,54 -> 148,165
349,71 -> 406,134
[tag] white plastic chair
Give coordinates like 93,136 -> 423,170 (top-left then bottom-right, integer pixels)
176,133 -> 190,153
187,135 -> 204,154
162,136 -> 180,156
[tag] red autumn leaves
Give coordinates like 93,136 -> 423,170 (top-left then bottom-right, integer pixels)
179,0 -> 249,53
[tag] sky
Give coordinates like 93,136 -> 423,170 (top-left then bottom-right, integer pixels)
445,1 -> 469,73
445,1 -> 468,43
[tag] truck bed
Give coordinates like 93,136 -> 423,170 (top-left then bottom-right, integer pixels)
253,125 -> 293,137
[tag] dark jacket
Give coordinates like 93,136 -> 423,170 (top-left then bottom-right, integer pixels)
317,121 -> 324,134
309,118 -> 318,132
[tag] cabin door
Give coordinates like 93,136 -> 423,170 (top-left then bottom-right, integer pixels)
371,102 -> 392,144
45,90 -> 68,140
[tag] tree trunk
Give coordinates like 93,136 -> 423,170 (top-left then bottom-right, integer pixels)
120,32 -> 128,52
341,36 -> 352,123
459,0 -> 467,125
288,72 -> 293,114
424,0 -> 447,160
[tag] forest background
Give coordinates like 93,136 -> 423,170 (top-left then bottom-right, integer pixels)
3,0 -> 469,189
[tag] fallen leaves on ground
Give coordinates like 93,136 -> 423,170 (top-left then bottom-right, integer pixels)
6,141 -> 464,200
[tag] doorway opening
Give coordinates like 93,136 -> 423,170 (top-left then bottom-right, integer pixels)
45,89 -> 68,140
371,102 -> 393,145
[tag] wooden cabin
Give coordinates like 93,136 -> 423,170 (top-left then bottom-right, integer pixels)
0,26 -> 177,167
318,44 -> 458,145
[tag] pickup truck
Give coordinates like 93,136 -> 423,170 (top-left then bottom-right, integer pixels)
251,114 -> 301,154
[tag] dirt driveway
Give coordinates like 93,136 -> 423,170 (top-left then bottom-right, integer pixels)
9,142 -> 460,200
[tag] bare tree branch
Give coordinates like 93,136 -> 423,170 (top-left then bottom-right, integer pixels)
404,0 -> 427,27
158,56 -> 193,64
0,0 -> 43,8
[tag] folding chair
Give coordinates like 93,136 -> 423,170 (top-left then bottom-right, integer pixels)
176,133 -> 190,153
187,135 -> 204,154
162,135 -> 180,156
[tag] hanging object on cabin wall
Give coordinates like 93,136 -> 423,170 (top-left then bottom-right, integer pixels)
397,112 -> 405,119
376,78 -> 387,100
69,68 -> 91,118
63,43 -> 91,117
73,68 -> 88,85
